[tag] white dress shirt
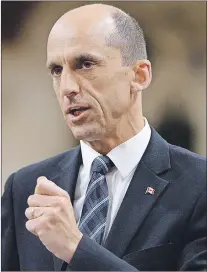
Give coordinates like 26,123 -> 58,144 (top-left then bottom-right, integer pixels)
73,118 -> 151,242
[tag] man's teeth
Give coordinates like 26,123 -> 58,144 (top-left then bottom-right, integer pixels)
73,110 -> 83,116
70,108 -> 88,116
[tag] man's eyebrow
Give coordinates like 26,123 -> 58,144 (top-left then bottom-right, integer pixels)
46,61 -> 58,70
73,53 -> 103,64
46,53 -> 104,70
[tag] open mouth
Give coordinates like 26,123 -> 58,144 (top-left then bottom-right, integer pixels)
68,106 -> 90,117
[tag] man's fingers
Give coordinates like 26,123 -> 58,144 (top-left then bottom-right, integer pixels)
25,207 -> 51,220
35,176 -> 68,197
26,216 -> 44,236
27,194 -> 67,207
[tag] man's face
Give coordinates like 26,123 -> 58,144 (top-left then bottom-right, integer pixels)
47,15 -> 133,141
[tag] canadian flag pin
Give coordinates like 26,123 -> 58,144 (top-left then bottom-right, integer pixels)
145,186 -> 156,195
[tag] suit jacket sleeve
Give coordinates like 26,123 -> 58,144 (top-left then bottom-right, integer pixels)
1,174 -> 20,271
178,187 -> 207,270
68,235 -> 138,271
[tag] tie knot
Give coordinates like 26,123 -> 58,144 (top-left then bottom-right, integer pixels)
91,155 -> 114,175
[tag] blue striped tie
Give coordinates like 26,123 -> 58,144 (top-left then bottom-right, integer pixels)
78,155 -> 114,245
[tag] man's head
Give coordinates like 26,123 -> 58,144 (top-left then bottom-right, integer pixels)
47,4 -> 152,143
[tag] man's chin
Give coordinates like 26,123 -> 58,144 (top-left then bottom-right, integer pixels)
71,127 -> 103,142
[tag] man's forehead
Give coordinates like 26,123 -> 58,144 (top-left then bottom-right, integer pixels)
49,21 -> 76,42
47,30 -> 107,59
48,12 -> 115,49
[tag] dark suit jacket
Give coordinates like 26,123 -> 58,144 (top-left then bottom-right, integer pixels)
2,128 -> 207,271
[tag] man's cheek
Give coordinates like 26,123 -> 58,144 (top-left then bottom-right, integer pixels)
53,85 -> 62,105
53,78 -> 61,93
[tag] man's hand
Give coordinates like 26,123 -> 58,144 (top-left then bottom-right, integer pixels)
25,176 -> 83,263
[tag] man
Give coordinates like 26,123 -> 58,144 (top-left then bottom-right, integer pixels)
2,3 -> 206,271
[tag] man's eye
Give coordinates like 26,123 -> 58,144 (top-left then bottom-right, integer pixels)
82,61 -> 93,69
51,66 -> 62,76
76,61 -> 94,70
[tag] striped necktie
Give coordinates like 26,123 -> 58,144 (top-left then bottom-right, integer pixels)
78,155 -> 114,245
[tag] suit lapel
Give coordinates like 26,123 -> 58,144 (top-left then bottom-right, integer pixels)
103,128 -> 171,257
103,160 -> 169,256
49,146 -> 82,271
51,146 -> 82,202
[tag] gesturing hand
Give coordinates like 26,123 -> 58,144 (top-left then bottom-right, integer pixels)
25,176 -> 83,263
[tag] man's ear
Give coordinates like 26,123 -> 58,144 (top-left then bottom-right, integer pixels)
130,60 -> 152,93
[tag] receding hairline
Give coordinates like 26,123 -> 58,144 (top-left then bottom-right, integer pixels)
105,9 -> 147,65
49,3 -> 129,36
48,4 -> 147,66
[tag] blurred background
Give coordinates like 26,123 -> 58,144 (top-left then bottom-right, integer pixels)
2,1 -> 206,191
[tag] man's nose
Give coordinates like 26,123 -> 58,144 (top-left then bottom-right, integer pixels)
60,71 -> 80,97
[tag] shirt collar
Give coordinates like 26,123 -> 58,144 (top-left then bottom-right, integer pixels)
80,118 -> 151,179
80,140 -> 101,177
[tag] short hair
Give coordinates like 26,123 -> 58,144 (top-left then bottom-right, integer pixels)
106,10 -> 147,66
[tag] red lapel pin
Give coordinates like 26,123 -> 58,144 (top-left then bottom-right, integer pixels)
145,186 -> 156,195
